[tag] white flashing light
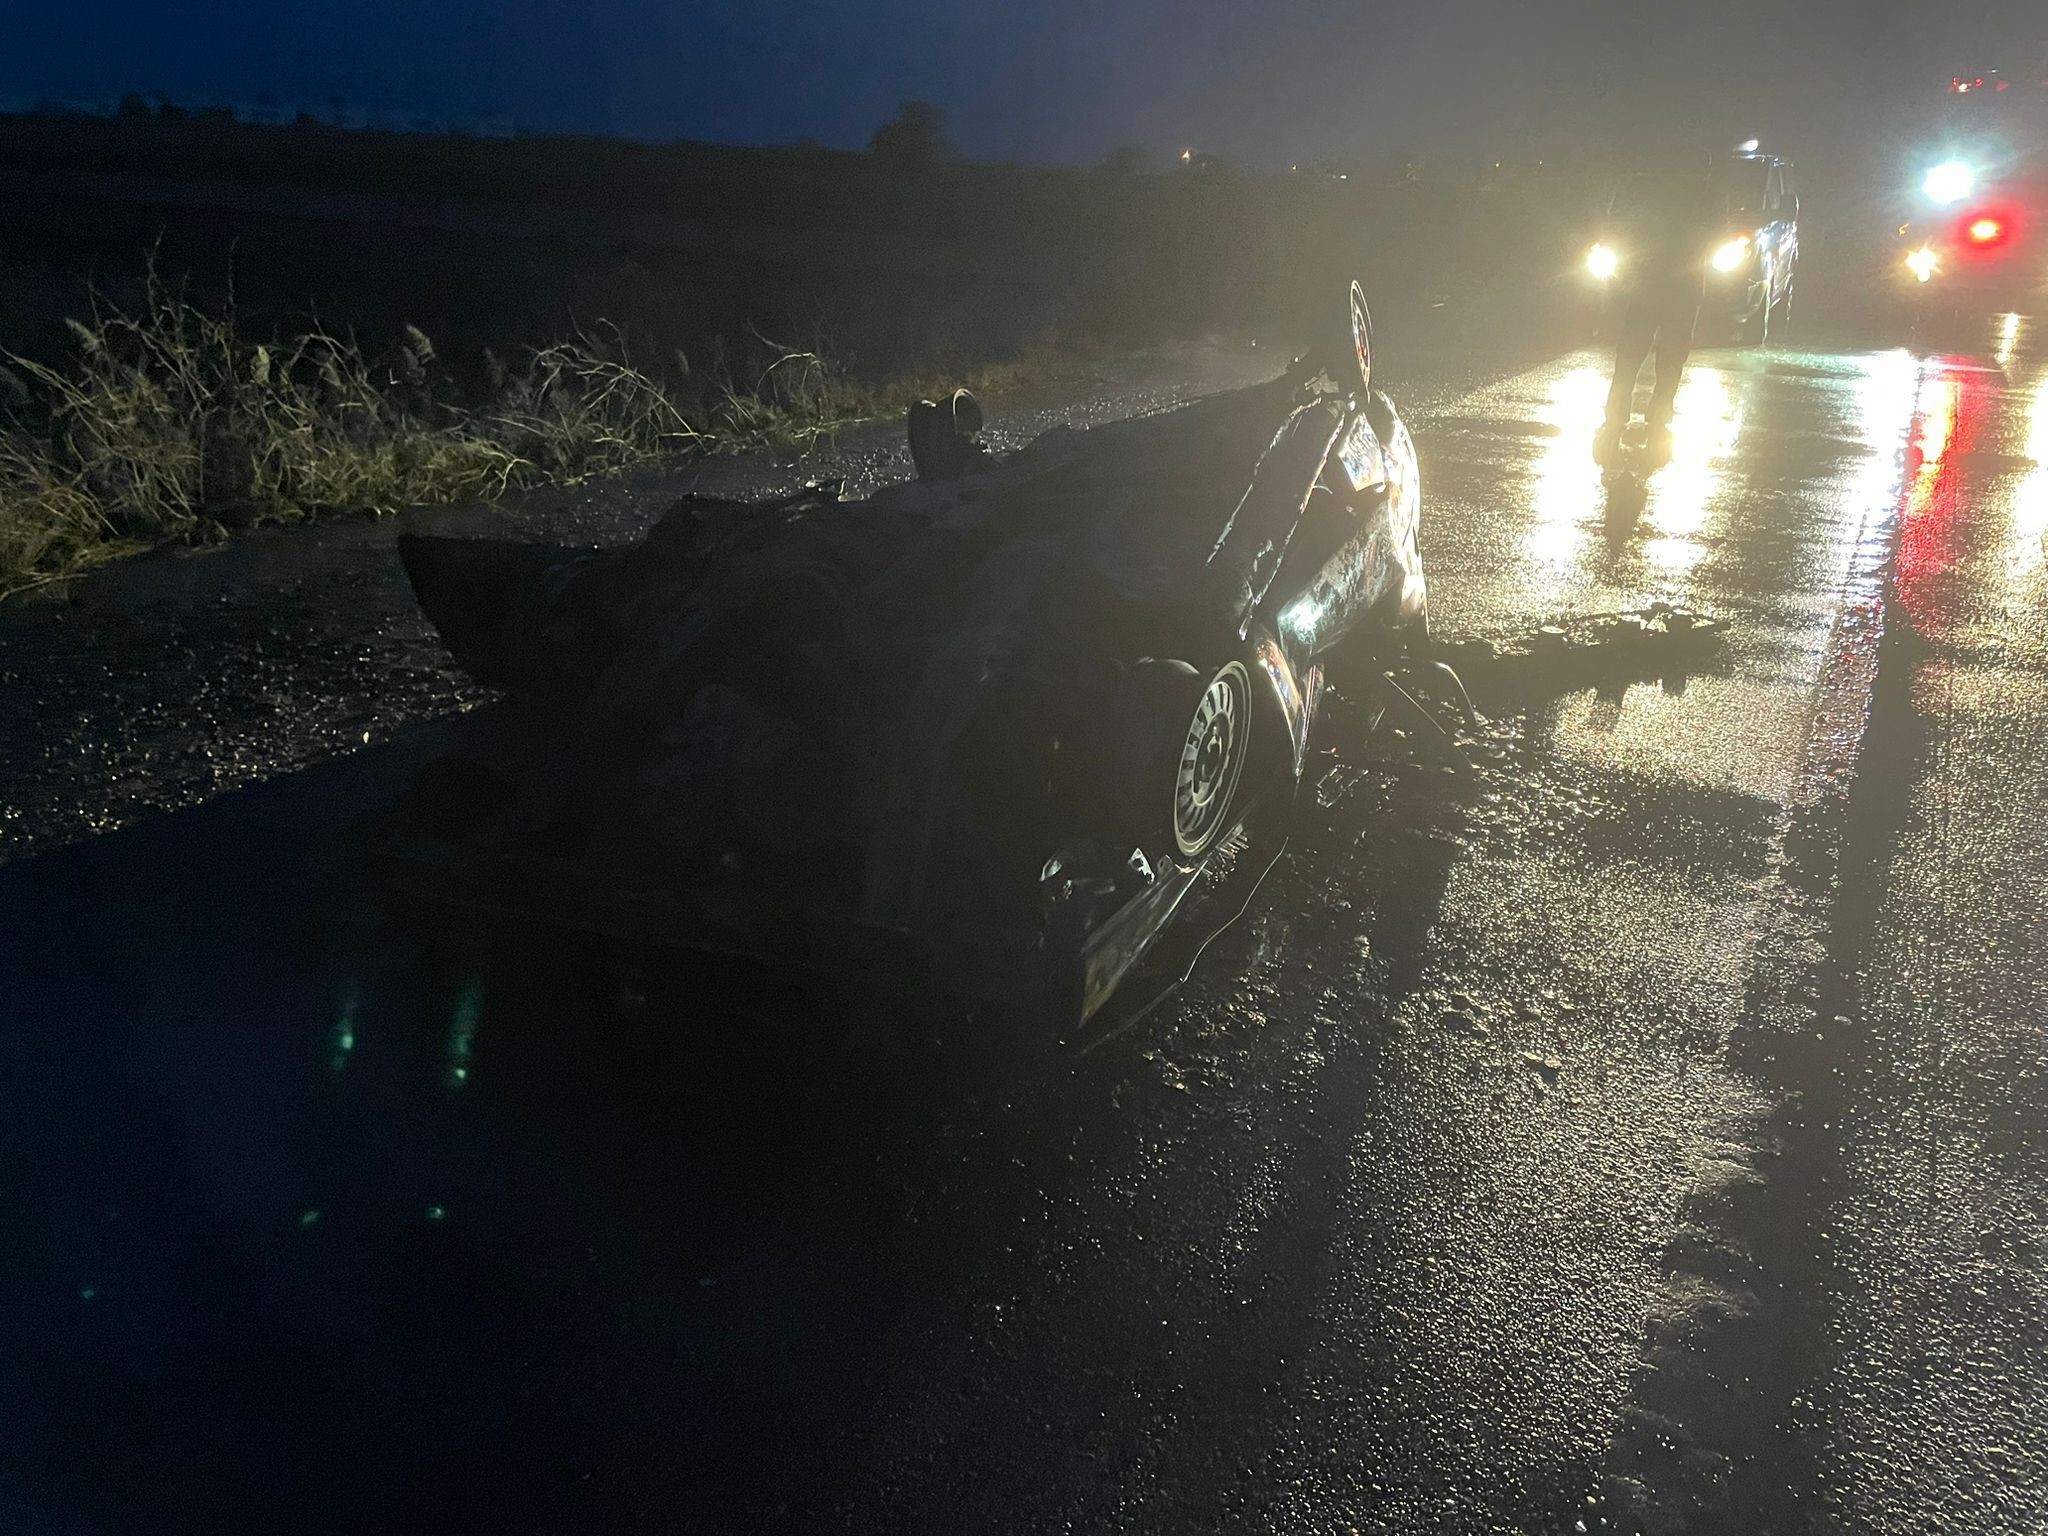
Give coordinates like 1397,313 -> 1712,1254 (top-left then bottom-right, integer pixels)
1906,246 -> 1939,283
1925,161 -> 1975,204
1585,243 -> 1618,280
1735,138 -> 1760,153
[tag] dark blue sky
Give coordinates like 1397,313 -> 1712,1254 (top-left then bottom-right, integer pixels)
7,1 -> 2035,164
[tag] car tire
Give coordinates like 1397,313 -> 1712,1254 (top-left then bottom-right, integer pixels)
1169,660 -> 1252,859
1122,658 -> 1254,861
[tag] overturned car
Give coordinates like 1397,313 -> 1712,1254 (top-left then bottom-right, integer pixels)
391,285 -> 1440,1032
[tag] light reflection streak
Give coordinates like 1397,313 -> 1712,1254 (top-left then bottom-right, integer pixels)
1523,360 -> 1747,594
1910,369 -> 1958,474
1895,361 -> 1977,630
1540,349 -> 1926,790
1841,350 -> 1921,533
446,978 -> 481,1088
1638,367 -> 1741,579
1997,312 -> 2024,369
2012,370 -> 2048,581
1524,364 -> 1608,585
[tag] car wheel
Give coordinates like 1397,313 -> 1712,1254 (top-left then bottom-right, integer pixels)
1320,280 -> 1373,395
1171,661 -> 1252,858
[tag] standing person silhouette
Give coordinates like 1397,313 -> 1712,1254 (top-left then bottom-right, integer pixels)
1594,170 -> 1720,470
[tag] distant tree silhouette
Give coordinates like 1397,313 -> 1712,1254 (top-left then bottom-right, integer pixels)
156,96 -> 187,123
869,100 -> 949,168
117,92 -> 151,122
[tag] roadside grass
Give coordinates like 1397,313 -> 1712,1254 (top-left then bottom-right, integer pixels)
0,275 -> 904,601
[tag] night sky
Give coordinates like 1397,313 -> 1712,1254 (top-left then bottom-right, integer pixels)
8,1 -> 2042,164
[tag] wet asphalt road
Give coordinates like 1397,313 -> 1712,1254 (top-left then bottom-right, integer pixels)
3,310 -> 2046,1534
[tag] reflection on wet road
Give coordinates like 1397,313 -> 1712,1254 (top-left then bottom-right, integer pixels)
1802,326 -> 2048,1534
3,318 -> 2046,1532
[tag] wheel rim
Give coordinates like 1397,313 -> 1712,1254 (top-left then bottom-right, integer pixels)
1173,662 -> 1251,858
1347,281 -> 1373,395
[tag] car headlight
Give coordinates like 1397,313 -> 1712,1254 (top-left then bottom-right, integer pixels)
1924,161 -> 1975,204
1710,236 -> 1752,273
1905,246 -> 1939,283
1586,243 -> 1618,280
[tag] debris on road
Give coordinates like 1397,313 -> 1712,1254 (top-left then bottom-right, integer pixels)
1435,603 -> 1728,696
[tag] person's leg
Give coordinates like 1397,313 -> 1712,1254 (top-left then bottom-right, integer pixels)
1600,301 -> 1654,464
1643,298 -> 1699,468
1645,299 -> 1700,430
1647,339 -> 1690,429
1604,325 -> 1653,428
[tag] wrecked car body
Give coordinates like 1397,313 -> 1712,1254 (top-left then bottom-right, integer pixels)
391,284 -> 1434,1032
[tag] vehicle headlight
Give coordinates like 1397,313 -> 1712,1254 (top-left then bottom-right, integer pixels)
1924,161 -> 1974,205
1905,246 -> 1939,283
1710,236 -> 1752,273
1586,243 -> 1618,280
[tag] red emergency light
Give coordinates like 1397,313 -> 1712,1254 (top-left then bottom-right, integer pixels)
1955,206 -> 2019,254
